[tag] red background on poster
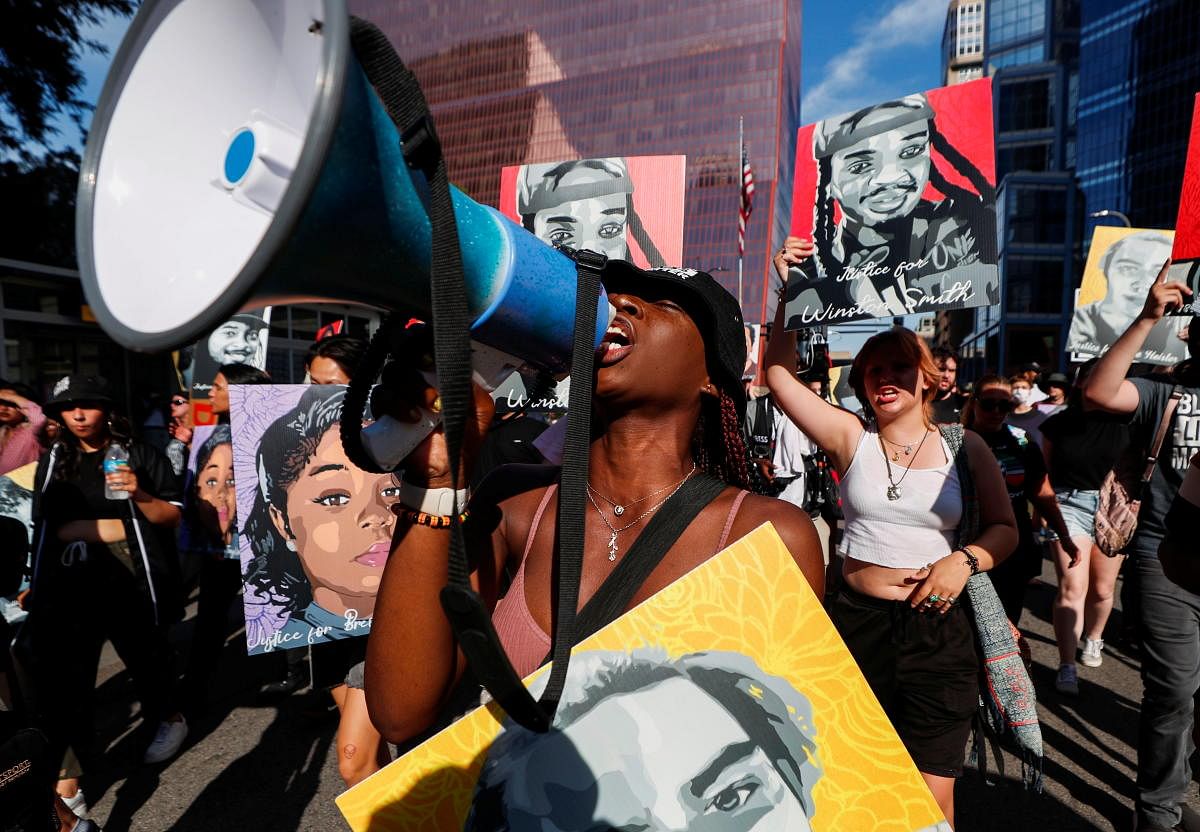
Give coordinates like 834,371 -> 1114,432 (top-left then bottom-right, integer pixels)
497,156 -> 686,268
788,78 -> 996,237
1171,95 -> 1200,262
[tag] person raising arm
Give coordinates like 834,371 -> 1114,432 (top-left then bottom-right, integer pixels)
767,236 -> 1017,826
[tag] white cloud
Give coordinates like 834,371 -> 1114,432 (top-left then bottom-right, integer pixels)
804,0 -> 947,123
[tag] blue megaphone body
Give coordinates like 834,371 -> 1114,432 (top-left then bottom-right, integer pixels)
76,0 -> 609,373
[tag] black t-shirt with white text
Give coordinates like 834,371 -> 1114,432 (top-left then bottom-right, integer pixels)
1128,376 -> 1200,557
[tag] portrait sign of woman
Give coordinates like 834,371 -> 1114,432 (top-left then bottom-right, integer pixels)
233,385 -> 401,654
186,425 -> 239,559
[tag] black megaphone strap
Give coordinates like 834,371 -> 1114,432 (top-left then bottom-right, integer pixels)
346,17 -> 601,732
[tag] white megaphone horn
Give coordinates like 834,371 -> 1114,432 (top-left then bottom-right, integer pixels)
76,0 -> 610,374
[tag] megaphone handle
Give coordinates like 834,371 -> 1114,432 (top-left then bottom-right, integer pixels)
340,307 -> 404,474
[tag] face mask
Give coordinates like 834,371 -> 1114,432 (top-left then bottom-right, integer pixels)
1011,388 -> 1033,405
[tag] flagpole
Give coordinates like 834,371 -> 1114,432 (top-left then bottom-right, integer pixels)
737,115 -> 744,313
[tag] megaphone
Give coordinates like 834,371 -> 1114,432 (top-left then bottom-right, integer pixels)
76,0 -> 609,373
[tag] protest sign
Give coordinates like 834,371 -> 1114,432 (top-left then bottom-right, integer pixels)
498,155 -> 686,268
338,523 -> 949,832
785,78 -> 998,328
1067,227 -> 1187,365
0,462 -> 35,543
230,385 -> 400,655
180,425 -> 240,560
1168,94 -> 1200,315
190,308 -> 272,426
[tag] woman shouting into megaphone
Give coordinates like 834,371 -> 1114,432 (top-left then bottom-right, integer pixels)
365,262 -> 824,749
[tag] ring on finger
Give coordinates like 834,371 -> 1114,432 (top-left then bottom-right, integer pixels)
927,594 -> 940,603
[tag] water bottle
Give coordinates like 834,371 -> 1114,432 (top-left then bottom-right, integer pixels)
103,443 -> 131,500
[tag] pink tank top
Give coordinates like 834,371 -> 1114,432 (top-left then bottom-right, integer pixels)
491,484 -> 748,679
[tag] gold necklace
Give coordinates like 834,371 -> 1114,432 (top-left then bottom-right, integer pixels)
879,432 -> 927,462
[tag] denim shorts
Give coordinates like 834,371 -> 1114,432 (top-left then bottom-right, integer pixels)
1055,488 -> 1100,540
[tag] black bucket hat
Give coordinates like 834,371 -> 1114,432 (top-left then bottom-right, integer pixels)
602,260 -> 747,419
44,374 -> 114,420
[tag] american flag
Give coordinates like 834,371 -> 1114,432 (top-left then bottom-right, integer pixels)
738,146 -> 755,256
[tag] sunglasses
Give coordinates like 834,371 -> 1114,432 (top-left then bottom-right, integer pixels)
170,398 -> 189,407
0,399 -> 17,409
976,398 -> 1015,413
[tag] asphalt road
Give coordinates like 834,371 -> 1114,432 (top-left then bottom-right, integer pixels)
79,551 -> 1200,831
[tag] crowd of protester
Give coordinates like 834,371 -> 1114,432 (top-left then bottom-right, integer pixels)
0,242 -> 1197,831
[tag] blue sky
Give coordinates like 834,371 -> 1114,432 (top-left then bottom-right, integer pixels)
802,0 -> 946,123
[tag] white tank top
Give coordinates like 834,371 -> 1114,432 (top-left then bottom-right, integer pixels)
838,425 -> 962,569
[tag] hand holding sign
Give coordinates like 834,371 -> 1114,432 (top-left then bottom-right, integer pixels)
1141,260 -> 1193,322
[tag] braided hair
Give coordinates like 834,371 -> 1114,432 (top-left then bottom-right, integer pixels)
691,388 -> 751,490
811,156 -> 838,280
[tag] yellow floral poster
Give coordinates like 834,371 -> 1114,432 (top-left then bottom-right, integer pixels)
337,523 -> 948,831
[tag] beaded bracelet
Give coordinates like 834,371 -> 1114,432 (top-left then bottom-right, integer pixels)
958,545 -> 980,576
395,507 -> 469,528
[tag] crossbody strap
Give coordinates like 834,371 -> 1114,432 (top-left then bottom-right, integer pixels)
539,474 -> 728,666
1141,385 -> 1183,485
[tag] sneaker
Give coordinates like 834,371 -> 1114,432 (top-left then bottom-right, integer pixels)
61,788 -> 88,818
143,717 -> 188,764
1056,664 -> 1079,695
1080,637 -> 1105,668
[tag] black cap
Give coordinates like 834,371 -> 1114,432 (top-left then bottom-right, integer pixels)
1045,372 -> 1070,388
228,312 -> 269,330
44,374 -> 114,420
602,261 -> 747,418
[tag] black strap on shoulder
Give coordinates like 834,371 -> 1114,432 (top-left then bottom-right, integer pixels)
537,248 -> 603,713
346,19 -> 600,732
540,475 -> 728,666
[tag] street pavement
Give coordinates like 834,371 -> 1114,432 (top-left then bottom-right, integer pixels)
80,551 -> 1200,831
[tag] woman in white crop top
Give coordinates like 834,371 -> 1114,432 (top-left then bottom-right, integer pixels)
765,238 -> 1017,827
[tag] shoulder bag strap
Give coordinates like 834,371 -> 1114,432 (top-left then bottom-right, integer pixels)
1141,386 -> 1183,486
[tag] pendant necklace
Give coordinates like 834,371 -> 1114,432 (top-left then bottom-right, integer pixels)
879,426 -> 932,501
588,462 -> 696,517
587,467 -> 697,560
880,433 -> 920,462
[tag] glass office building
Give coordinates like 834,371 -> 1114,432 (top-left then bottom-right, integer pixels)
944,0 -> 1082,374
348,0 -> 803,322
1076,0 -> 1200,236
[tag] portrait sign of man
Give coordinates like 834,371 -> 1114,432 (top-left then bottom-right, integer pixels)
335,524 -> 950,832
465,650 -> 822,832
189,308 -> 272,425
1068,227 -> 1188,365
499,156 -> 686,269
784,78 -> 999,329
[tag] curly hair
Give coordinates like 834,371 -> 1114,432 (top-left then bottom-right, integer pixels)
242,386 -> 347,615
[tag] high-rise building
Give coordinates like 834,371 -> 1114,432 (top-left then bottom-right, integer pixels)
347,0 -> 803,322
941,0 -> 1082,375
1076,1 -> 1200,237
943,0 -> 987,86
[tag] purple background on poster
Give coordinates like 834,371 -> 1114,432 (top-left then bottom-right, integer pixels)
229,385 -> 309,654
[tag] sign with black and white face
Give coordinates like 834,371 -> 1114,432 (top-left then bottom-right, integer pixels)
784,79 -> 999,328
